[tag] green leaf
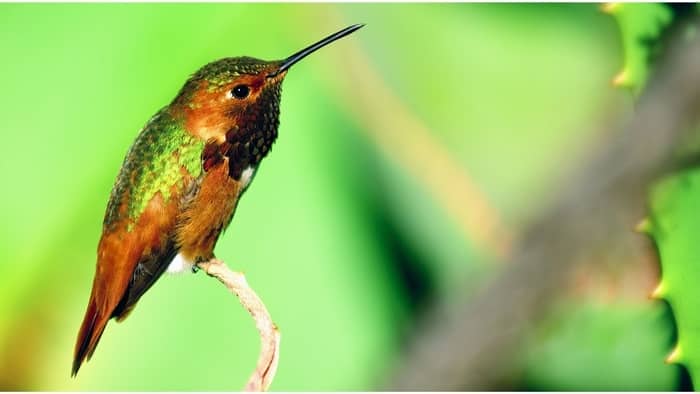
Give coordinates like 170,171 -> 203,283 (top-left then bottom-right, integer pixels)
647,169 -> 700,384
523,301 -> 677,390
604,2 -> 673,95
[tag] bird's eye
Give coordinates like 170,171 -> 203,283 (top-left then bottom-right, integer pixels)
231,84 -> 250,99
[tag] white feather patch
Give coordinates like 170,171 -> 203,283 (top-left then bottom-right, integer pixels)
167,253 -> 194,274
241,166 -> 255,189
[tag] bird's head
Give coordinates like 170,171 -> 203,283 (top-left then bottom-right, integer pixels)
171,24 -> 364,146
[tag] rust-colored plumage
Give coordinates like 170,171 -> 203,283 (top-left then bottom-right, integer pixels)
72,24 -> 364,376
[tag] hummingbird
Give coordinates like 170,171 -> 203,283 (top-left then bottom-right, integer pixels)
72,24 -> 364,376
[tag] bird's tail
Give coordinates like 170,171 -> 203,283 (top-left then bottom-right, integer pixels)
72,295 -> 109,376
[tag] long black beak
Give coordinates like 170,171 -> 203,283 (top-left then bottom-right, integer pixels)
267,24 -> 365,78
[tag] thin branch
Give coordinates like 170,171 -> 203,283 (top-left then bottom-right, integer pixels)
197,259 -> 280,392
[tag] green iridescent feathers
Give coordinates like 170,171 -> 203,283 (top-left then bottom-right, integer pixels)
104,109 -> 204,230
193,57 -> 276,82
178,57 -> 280,99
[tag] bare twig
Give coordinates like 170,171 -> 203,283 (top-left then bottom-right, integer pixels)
387,19 -> 700,390
197,259 -> 280,392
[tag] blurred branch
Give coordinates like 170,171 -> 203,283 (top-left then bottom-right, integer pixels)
385,19 -> 700,389
310,11 -> 513,259
197,259 -> 280,392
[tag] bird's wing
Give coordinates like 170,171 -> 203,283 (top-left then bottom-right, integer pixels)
72,109 -> 205,375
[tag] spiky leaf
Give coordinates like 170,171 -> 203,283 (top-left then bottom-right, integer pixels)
603,2 -> 672,94
647,170 -> 700,382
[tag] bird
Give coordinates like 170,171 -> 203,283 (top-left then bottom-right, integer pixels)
72,23 -> 364,376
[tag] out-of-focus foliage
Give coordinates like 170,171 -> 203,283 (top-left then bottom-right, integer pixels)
524,301 -> 677,390
606,2 -> 700,95
647,171 -> 700,385
604,2 -> 673,94
607,2 -> 700,389
0,3 -> 682,390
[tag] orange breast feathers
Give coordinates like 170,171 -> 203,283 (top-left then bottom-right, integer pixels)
176,159 -> 242,263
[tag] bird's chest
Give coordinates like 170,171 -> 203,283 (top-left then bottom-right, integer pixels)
175,161 -> 247,261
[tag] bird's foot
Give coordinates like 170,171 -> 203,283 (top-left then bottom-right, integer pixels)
195,258 -> 224,277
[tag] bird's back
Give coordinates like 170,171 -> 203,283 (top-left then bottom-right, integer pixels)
72,109 -> 205,375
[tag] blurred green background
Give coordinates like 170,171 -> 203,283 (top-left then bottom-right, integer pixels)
0,3 -> 683,390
